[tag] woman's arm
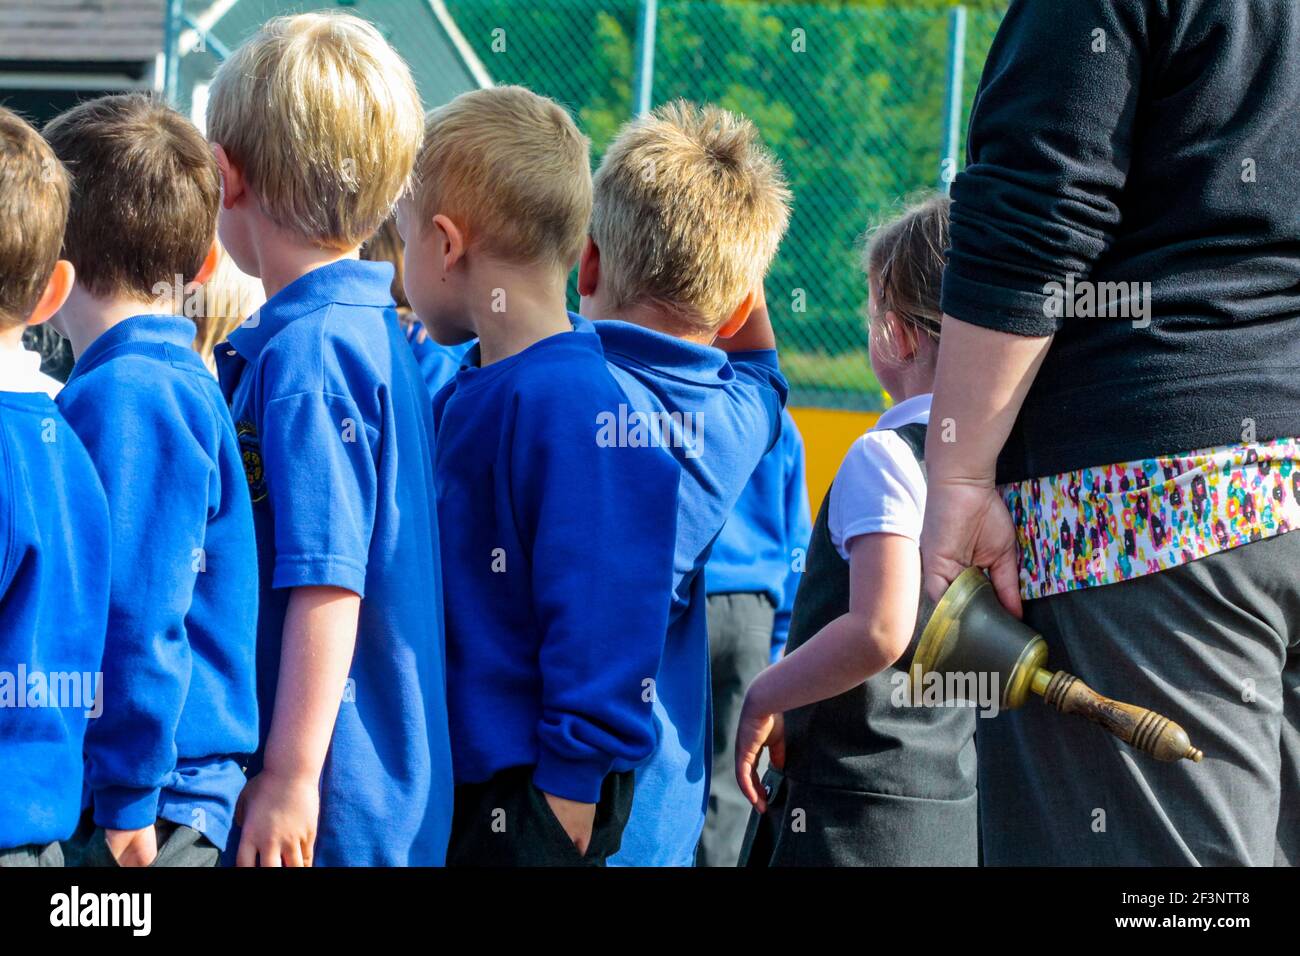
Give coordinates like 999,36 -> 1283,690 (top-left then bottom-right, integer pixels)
920,318 -> 1053,615
735,532 -> 920,810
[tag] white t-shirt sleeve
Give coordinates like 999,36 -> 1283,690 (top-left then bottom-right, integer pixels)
827,430 -> 927,561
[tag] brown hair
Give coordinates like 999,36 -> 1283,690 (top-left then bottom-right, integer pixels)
414,85 -> 592,271
864,193 -> 950,358
0,107 -> 69,329
44,94 -> 219,301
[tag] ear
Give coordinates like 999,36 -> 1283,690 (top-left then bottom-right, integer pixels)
714,287 -> 757,340
191,239 -> 222,287
576,237 -> 602,297
27,260 -> 75,327
431,213 -> 466,273
212,144 -> 243,210
885,309 -> 918,362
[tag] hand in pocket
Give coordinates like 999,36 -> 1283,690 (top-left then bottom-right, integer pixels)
540,790 -> 596,856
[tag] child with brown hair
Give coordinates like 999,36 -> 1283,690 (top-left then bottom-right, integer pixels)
0,105 -> 111,868
735,194 -> 978,866
46,92 -> 259,868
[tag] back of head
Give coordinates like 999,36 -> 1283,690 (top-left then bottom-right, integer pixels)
361,217 -> 411,314
44,93 -> 218,302
414,85 -> 592,271
591,101 -> 791,335
0,107 -> 69,329
207,12 -> 423,251
864,193 -> 951,355
193,245 -> 266,370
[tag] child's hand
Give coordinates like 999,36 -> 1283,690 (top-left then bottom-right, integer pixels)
735,693 -> 785,814
235,769 -> 320,867
105,825 -> 158,867
541,790 -> 597,856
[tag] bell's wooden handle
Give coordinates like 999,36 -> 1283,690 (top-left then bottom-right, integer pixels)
1038,671 -> 1204,763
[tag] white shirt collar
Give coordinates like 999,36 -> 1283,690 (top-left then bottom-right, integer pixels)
0,343 -> 61,398
874,392 -> 932,431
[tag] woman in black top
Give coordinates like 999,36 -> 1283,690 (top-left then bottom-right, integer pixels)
923,0 -> 1300,865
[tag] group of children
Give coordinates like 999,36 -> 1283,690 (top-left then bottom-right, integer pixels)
0,10 -> 972,868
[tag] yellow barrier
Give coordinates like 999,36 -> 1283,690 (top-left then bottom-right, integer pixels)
788,406 -> 881,512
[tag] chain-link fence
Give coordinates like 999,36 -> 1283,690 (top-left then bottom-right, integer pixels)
170,0 -> 1007,409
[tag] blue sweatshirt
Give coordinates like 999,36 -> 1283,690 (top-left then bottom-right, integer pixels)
589,320 -> 788,867
57,315 -> 259,852
404,320 -> 472,397
216,260 -> 454,865
432,319 -> 680,803
705,410 -> 811,660
0,392 -> 110,850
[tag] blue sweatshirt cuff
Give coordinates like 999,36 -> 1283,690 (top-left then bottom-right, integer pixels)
93,786 -> 161,832
532,748 -> 615,804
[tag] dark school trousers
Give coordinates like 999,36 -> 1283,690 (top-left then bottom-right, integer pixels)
0,841 -> 63,866
978,531 -> 1300,865
697,592 -> 776,867
63,811 -> 220,867
446,765 -> 635,866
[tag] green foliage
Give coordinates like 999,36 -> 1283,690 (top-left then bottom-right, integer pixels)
444,0 -> 1007,407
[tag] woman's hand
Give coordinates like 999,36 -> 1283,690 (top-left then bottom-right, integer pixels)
735,691 -> 785,814
920,477 -> 1022,616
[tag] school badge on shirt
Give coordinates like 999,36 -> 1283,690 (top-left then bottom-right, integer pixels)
236,421 -> 268,503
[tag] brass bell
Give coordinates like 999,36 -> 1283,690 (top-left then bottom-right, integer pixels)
912,568 -> 1203,763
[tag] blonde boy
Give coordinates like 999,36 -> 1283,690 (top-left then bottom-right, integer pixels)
397,86 -> 679,866
576,101 -> 792,865
207,12 -> 453,866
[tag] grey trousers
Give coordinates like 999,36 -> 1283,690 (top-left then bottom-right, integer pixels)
63,812 -> 220,868
980,530 -> 1300,866
0,841 -> 63,866
697,592 -> 776,867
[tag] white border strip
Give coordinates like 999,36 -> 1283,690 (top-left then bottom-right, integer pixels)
426,0 -> 494,90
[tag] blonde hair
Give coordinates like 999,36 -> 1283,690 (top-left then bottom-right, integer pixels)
591,101 -> 791,334
413,85 -> 592,270
207,12 -> 423,250
193,245 -> 265,372
863,193 -> 950,361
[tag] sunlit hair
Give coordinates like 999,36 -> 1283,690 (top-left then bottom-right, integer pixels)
207,12 -> 423,250
413,85 -> 592,271
863,193 -> 950,362
590,101 -> 791,334
192,244 -> 265,372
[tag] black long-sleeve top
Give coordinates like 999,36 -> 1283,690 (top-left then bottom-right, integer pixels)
942,0 -> 1300,483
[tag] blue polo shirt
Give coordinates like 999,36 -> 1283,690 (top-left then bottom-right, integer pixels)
404,320 -> 472,397
0,392 -> 110,850
588,319 -> 787,867
216,259 -> 453,866
705,410 -> 811,660
432,318 -> 680,803
57,315 -> 258,852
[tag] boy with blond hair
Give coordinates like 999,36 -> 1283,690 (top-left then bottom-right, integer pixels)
0,106 -> 110,867
207,12 -> 453,866
46,93 -> 258,868
397,85 -> 680,866
577,101 -> 792,865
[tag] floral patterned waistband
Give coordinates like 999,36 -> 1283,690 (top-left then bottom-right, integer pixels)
1001,439 -> 1300,599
